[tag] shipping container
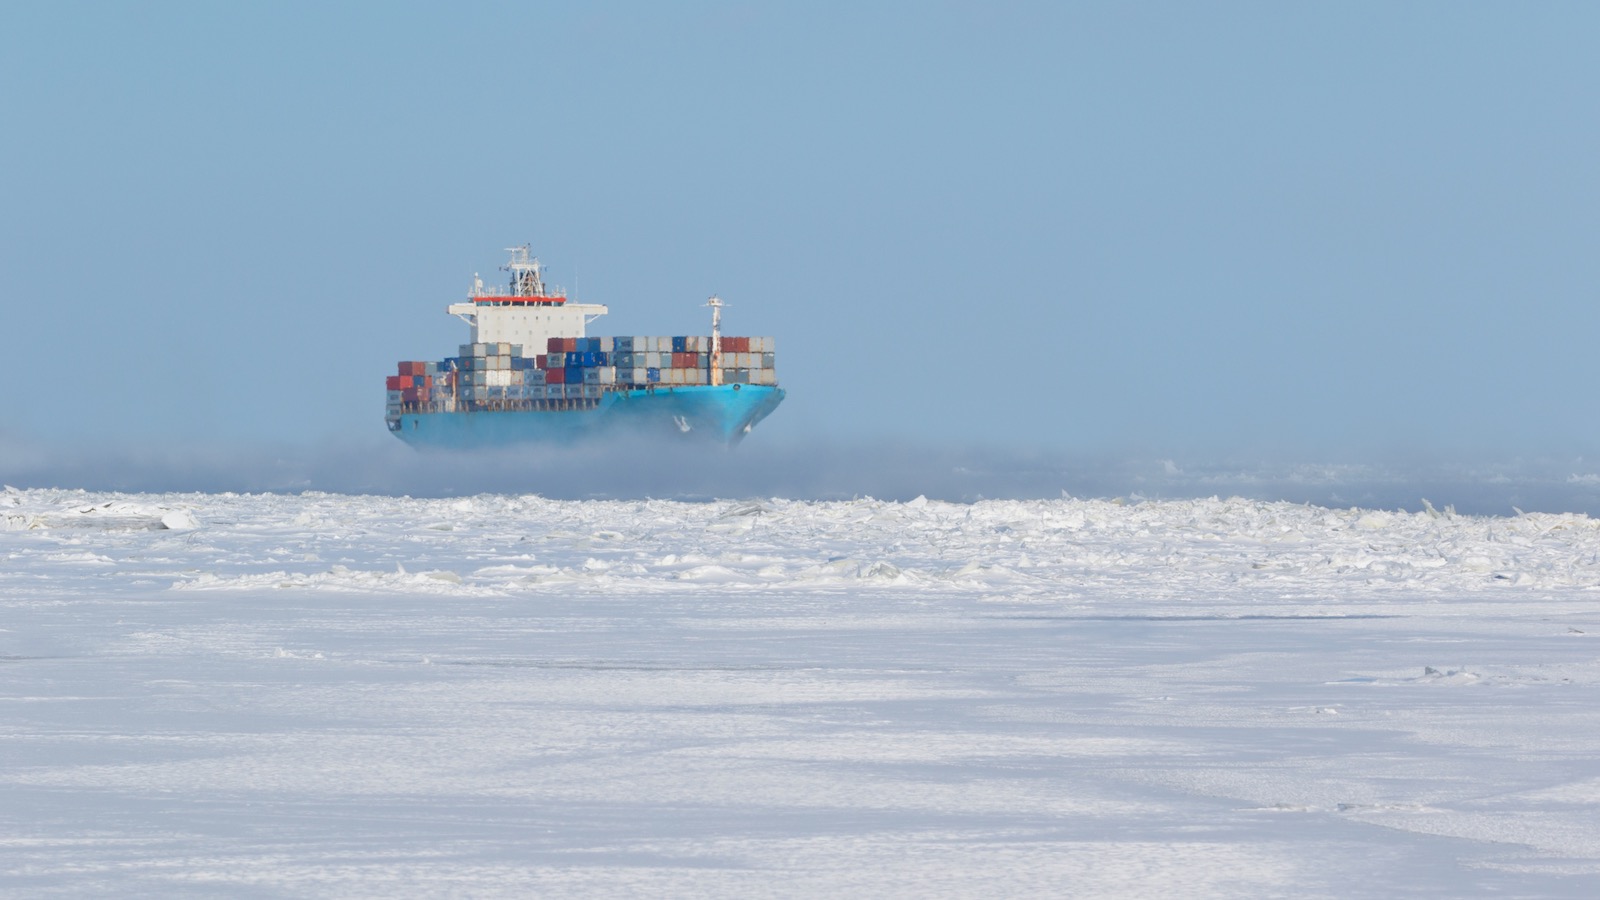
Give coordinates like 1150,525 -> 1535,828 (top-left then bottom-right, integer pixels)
646,367 -> 661,383
547,367 -> 566,385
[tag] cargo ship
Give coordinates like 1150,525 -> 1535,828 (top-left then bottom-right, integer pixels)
385,246 -> 784,448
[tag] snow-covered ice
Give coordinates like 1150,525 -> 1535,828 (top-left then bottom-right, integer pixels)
3,487 -> 1599,896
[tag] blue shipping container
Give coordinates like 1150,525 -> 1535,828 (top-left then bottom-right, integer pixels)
646,367 -> 661,383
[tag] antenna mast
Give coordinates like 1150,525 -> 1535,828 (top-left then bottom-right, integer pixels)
706,295 -> 725,386
501,245 -> 546,297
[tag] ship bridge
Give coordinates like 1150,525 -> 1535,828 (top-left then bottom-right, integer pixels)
446,246 -> 607,351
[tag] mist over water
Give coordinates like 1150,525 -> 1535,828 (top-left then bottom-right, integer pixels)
5,432 -> 1600,516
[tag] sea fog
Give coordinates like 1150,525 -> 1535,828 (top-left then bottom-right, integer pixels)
4,433 -> 1600,515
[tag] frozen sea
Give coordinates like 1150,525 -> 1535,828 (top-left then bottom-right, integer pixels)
4,485 -> 1600,897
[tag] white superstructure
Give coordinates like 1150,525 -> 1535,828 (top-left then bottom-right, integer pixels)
446,246 -> 607,352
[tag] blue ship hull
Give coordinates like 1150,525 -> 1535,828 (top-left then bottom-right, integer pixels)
389,384 -> 785,450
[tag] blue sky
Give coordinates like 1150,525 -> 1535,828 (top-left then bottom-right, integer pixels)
3,2 -> 1598,464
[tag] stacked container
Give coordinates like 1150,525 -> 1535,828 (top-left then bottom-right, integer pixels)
389,334 -> 777,416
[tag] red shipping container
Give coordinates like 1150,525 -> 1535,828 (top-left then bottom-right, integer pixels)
547,337 -> 563,353
386,375 -> 403,390
563,337 -> 578,352
401,388 -> 420,402
547,367 -> 566,384
424,375 -> 433,388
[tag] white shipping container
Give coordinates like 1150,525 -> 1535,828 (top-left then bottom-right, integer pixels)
598,336 -> 614,352
688,368 -> 705,385
487,370 -> 512,387
598,367 -> 616,384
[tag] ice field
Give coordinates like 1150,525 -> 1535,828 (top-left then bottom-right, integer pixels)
4,486 -> 1600,897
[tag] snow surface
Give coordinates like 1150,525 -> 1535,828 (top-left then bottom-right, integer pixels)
3,486 -> 1600,896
